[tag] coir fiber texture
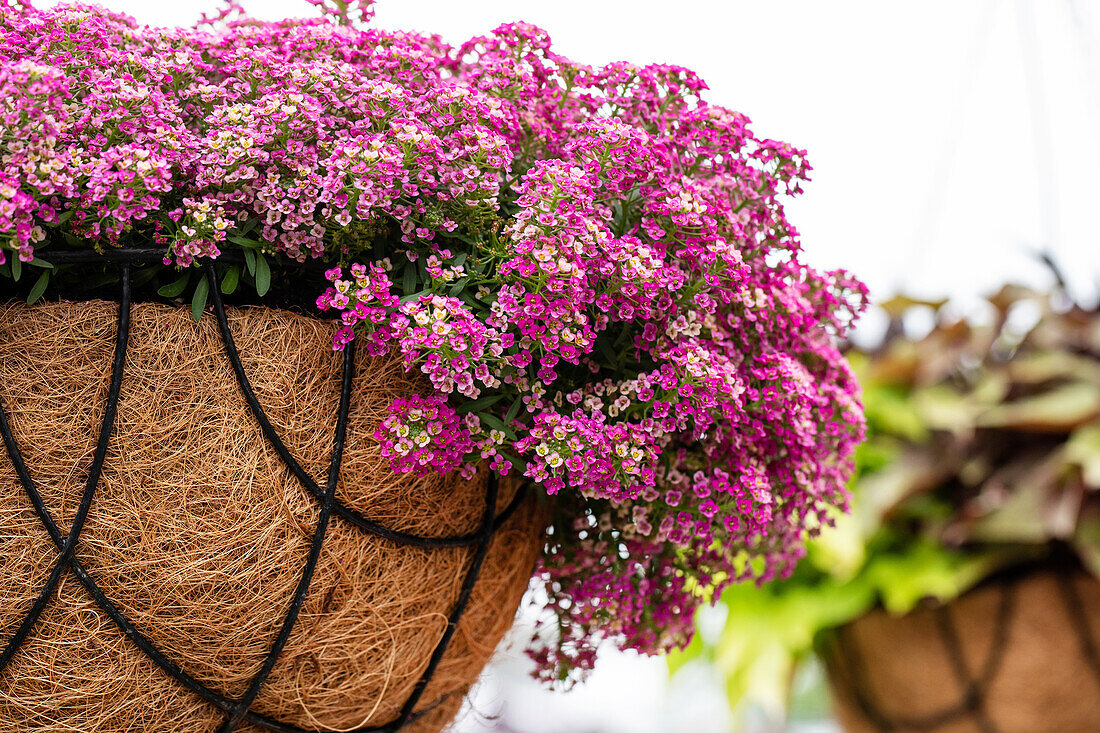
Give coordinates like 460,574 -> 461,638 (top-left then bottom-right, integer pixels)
0,300 -> 544,732
825,568 -> 1100,733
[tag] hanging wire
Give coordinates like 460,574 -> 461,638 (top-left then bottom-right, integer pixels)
908,0 -> 998,271
0,253 -> 523,732
1018,0 -> 1060,262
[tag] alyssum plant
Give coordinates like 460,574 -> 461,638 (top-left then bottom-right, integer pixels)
0,0 -> 866,682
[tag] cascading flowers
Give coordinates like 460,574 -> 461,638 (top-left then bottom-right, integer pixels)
0,0 -> 867,683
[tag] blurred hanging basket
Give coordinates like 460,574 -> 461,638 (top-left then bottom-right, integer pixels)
824,558 -> 1100,733
0,258 -> 545,732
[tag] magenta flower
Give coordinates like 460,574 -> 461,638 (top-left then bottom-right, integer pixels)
0,2 -> 867,684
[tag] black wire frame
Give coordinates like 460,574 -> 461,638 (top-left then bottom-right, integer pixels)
0,252 -> 528,732
826,564 -> 1100,733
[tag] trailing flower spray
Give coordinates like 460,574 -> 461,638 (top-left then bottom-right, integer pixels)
0,0 -> 866,683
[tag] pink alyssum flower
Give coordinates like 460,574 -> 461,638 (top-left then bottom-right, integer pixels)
1,2 -> 867,684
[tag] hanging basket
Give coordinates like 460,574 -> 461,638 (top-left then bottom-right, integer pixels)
824,564 -> 1100,733
0,260 -> 545,732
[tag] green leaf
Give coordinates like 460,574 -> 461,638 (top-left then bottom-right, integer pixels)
695,579 -> 875,721
478,412 -> 516,439
667,628 -> 706,676
613,323 -> 633,349
1068,423 -> 1100,486
131,266 -> 160,288
851,448 -> 949,531
456,394 -> 504,414
806,509 -> 866,579
458,290 -> 482,309
1073,515 -> 1100,579
221,265 -> 240,295
242,247 -> 257,276
228,235 -> 260,248
402,261 -> 417,294
11,257 -> 20,282
596,335 -> 619,365
26,270 -> 49,305
499,450 -> 528,473
400,288 -> 428,304
977,382 -> 1100,432
191,275 -> 210,322
158,272 -> 190,298
503,396 -> 524,425
863,385 -> 927,441
446,231 -> 480,247
448,277 -> 469,297
254,253 -> 271,296
28,257 -> 54,269
864,543 -> 1002,615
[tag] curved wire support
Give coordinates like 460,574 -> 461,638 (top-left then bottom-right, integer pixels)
217,338 -> 357,731
1055,569 -> 1100,691
0,264 -> 132,671
203,263 -> 516,549
829,581 -> 1016,733
0,257 -> 523,732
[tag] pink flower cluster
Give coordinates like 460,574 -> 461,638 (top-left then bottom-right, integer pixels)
374,394 -> 473,476
1,2 -> 867,683
515,410 -> 658,500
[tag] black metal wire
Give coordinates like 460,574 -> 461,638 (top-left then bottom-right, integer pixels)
216,331 -> 356,732
0,256 -> 525,732
829,581 -> 1016,733
930,600 -> 1000,733
39,247 -> 327,269
0,264 -> 132,671
822,556 -> 1100,733
204,262 -> 523,549
395,471 -> 498,729
1055,568 -> 1100,692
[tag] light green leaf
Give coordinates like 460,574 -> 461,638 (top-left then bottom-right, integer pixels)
966,455 -> 1071,543
913,384 -> 981,432
852,449 -> 950,531
1067,423 -> 1100,487
863,385 -> 927,442
1074,514 -> 1100,579
666,627 -> 706,676
806,509 -> 866,580
1008,351 -> 1100,385
865,543 -> 1002,615
977,382 -> 1100,432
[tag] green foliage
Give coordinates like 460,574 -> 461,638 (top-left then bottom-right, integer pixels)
673,286 -> 1100,728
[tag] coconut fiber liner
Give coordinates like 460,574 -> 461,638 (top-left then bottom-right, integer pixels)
0,282 -> 544,731
824,565 -> 1100,733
